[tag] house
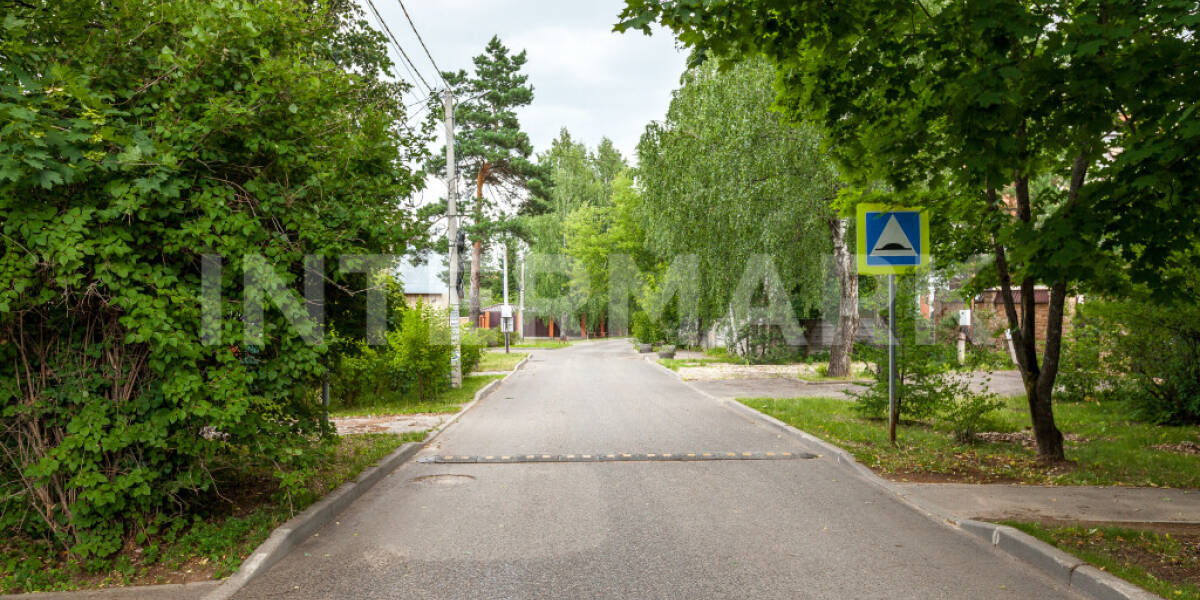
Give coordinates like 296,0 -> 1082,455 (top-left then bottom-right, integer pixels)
396,255 -> 448,308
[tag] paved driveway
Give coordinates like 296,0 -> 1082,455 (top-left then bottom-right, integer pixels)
236,340 -> 1081,599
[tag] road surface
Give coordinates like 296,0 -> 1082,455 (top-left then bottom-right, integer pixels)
237,339 -> 1082,599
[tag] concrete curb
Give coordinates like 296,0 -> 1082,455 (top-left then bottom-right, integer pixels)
654,363 -> 1163,600
0,582 -> 221,600
199,442 -> 423,600
425,352 -> 530,442
200,351 -> 531,600
957,521 -> 1161,600
3,355 -> 533,600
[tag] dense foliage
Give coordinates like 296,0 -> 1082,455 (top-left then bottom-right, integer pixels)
1059,284 -> 1200,425
853,276 -> 1002,442
523,131 -> 636,336
636,58 -> 844,356
0,0 -> 426,557
435,36 -> 543,324
619,0 -> 1200,460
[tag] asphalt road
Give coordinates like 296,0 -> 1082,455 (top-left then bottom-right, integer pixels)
236,340 -> 1082,599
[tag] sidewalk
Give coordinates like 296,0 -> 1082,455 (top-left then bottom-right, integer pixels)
687,373 -> 1017,400
896,483 -> 1200,524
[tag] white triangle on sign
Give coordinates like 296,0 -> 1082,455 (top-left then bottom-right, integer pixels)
871,215 -> 917,257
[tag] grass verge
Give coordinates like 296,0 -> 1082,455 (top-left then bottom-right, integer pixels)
739,396 -> 1200,487
476,351 -> 528,372
1,434 -> 405,593
1000,521 -> 1200,599
329,374 -> 503,417
657,357 -> 733,371
511,339 -> 572,349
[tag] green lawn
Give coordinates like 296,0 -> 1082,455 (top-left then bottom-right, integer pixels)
657,357 -> 734,371
1,434 -> 405,593
511,339 -> 573,349
658,356 -> 869,382
475,351 -> 528,372
397,429 -> 431,443
329,374 -> 503,417
792,368 -> 873,383
1001,521 -> 1200,600
739,395 -> 1200,487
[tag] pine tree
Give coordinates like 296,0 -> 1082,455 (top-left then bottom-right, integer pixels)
439,36 -> 542,324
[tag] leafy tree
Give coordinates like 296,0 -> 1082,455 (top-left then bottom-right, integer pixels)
0,0 -> 426,555
524,129 -> 631,334
436,36 -> 542,325
619,0 -> 1200,461
635,58 -> 845,359
563,173 -> 651,335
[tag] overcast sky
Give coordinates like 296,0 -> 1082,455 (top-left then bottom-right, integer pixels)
358,0 -> 688,165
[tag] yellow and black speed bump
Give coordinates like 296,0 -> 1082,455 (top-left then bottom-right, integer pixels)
418,451 -> 817,464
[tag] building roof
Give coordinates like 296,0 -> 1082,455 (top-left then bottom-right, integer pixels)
396,254 -> 446,295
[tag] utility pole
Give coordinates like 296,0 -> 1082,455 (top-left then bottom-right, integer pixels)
443,89 -> 462,389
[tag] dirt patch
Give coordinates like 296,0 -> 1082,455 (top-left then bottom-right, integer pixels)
975,431 -> 1088,448
333,413 -> 447,435
884,470 -> 1017,484
674,361 -> 872,381
1005,519 -> 1200,587
1153,441 -> 1200,456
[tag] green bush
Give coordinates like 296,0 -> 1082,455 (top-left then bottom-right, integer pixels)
0,1 -> 423,558
1056,306 -> 1113,403
851,275 -> 1003,439
631,310 -> 659,344
1086,297 -> 1200,424
392,304 -> 452,402
459,325 -> 488,375
941,393 -> 1004,443
330,342 -> 411,409
474,326 -> 502,348
853,341 -> 965,421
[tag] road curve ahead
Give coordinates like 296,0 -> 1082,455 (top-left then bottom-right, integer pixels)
236,339 -> 1082,600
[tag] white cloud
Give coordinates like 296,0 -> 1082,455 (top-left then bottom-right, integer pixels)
357,0 -> 686,160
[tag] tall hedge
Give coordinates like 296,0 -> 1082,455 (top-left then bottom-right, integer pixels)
0,0 -> 427,556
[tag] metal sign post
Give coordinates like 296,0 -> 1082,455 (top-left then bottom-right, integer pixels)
856,203 -> 930,446
500,304 -> 513,353
887,274 -> 897,444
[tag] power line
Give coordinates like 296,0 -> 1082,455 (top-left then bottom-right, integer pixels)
396,0 -> 449,87
407,92 -> 434,110
363,0 -> 434,93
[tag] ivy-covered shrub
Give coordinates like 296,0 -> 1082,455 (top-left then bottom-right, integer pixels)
0,0 -> 426,557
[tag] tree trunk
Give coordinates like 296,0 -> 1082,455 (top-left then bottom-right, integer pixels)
987,182 -> 1065,461
827,217 -> 859,377
468,163 -> 489,326
469,240 -> 482,324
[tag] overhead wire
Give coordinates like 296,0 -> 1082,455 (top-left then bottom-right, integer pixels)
362,0 -> 434,94
396,0 -> 450,88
